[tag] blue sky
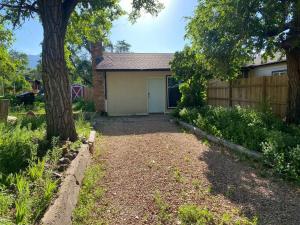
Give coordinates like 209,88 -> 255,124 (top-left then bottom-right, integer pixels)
12,0 -> 198,55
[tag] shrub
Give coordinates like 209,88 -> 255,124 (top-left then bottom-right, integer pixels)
0,124 -> 44,175
175,106 -> 300,182
73,98 -> 95,112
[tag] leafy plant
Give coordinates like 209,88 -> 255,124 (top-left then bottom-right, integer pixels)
73,98 -> 95,112
172,167 -> 183,183
170,47 -> 212,108
28,159 -> 45,181
178,204 -> 257,225
15,174 -> 30,224
153,191 -> 172,224
178,205 -> 214,225
73,163 -> 105,225
0,189 -> 13,217
0,123 -> 43,175
176,106 -> 300,182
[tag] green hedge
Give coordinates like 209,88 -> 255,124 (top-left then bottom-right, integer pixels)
175,106 -> 300,182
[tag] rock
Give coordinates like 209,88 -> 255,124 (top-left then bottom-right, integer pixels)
65,152 -> 77,160
26,110 -> 36,118
62,146 -> 69,155
58,164 -> 68,172
53,172 -> 63,179
59,157 -> 71,164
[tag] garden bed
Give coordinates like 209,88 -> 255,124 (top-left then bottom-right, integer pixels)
0,114 -> 92,225
174,106 -> 300,182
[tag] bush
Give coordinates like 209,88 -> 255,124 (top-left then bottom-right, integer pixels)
0,124 -> 44,175
0,114 -> 92,224
175,106 -> 300,182
73,98 -> 95,112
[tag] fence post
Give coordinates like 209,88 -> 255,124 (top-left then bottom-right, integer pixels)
0,99 -> 9,122
229,80 -> 233,107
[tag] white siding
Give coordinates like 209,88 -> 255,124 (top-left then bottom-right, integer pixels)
249,62 -> 287,77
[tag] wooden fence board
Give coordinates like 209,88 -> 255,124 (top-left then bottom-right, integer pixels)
207,75 -> 288,118
83,87 -> 94,102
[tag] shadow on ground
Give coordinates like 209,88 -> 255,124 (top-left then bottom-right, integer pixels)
94,114 -> 180,136
200,147 -> 300,225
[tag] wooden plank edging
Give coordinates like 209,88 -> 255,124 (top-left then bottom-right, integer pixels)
171,119 -> 262,160
40,130 -> 97,225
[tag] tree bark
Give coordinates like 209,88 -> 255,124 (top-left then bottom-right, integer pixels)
285,0 -> 300,124
38,0 -> 77,141
286,48 -> 300,124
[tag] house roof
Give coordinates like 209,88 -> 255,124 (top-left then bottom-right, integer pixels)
244,53 -> 286,68
96,53 -> 174,71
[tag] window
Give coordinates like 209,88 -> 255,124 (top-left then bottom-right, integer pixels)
272,70 -> 287,76
167,76 -> 181,108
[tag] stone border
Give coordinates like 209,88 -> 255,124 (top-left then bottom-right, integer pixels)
40,130 -> 96,225
170,118 -> 262,160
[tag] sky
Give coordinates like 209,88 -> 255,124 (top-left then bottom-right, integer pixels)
11,0 -> 198,55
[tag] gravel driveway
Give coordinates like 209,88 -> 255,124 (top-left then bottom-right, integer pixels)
93,115 -> 300,225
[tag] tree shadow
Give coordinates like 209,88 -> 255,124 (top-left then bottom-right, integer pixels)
94,114 -> 181,136
200,145 -> 300,225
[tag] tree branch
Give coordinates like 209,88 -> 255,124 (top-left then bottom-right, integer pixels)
263,23 -> 290,38
0,1 -> 38,13
62,0 -> 79,31
0,1 -> 38,27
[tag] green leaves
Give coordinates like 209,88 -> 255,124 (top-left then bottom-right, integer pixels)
186,0 -> 292,80
170,47 -> 212,107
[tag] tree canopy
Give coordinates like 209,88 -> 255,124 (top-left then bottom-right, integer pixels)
171,46 -> 212,107
115,40 -> 131,53
0,23 -> 29,95
187,0 -> 300,123
186,0 -> 296,79
0,0 -> 164,140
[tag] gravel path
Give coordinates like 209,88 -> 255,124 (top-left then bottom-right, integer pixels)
94,115 -> 300,225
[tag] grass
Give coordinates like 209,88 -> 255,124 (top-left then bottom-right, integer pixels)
0,111 -> 92,224
72,136 -> 107,225
172,167 -> 184,183
153,191 -> 172,224
178,204 -> 258,225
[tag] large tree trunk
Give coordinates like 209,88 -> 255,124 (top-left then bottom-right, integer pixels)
38,0 -> 77,141
286,48 -> 300,124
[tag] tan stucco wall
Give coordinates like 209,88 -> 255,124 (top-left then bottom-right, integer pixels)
106,71 -> 172,116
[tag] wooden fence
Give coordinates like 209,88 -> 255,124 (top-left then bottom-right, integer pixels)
83,86 -> 94,102
207,75 -> 289,117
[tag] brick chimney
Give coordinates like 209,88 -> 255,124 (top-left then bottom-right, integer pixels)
91,41 -> 106,113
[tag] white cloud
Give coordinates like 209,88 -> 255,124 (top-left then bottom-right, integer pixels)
119,0 -> 172,23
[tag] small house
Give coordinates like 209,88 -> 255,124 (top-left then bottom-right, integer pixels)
92,48 -> 180,116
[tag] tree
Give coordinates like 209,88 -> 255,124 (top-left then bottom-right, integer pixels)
0,24 -> 29,95
170,46 -> 212,107
115,40 -> 131,53
187,0 -> 300,123
0,0 -> 163,141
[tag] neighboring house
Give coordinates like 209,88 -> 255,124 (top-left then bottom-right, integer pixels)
92,49 -> 180,116
242,54 -> 287,77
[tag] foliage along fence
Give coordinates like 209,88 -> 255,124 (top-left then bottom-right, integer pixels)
207,75 -> 288,118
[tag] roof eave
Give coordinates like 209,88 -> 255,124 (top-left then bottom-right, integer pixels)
243,60 -> 287,69
96,68 -> 171,72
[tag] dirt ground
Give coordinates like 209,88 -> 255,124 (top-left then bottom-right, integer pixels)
93,115 -> 300,225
